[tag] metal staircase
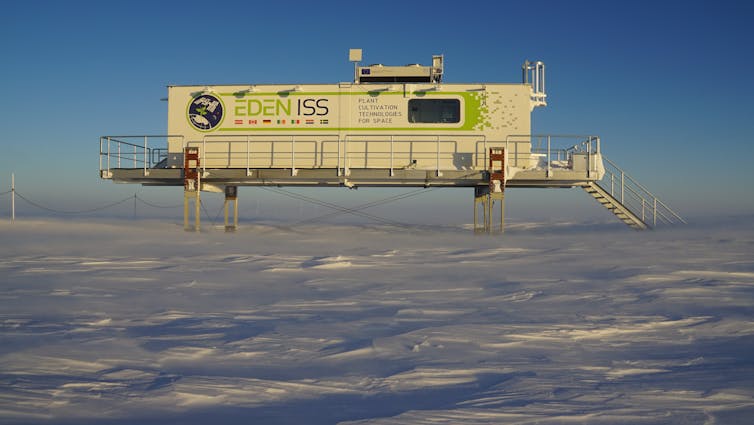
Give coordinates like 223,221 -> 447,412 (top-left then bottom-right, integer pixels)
582,156 -> 686,230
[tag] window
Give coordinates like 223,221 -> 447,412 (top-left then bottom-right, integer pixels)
408,99 -> 460,123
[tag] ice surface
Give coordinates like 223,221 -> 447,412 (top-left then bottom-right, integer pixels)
0,218 -> 753,424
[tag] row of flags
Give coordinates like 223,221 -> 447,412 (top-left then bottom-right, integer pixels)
233,119 -> 329,125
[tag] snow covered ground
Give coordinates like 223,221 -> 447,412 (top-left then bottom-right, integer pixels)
1,217 -> 753,424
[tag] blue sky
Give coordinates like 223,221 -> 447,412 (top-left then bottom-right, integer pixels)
1,0 -> 753,223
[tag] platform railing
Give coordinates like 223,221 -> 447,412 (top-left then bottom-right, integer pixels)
598,156 -> 686,227
189,134 -> 340,177
341,134 -> 480,177
99,135 -> 180,177
185,134 -> 486,177
494,135 -> 601,177
100,134 -> 603,179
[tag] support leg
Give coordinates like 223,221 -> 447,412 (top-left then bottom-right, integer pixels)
184,190 -> 201,232
491,192 -> 505,234
224,186 -> 238,232
195,192 -> 201,232
499,193 -> 505,233
474,186 -> 491,234
183,147 -> 201,232
474,186 -> 505,234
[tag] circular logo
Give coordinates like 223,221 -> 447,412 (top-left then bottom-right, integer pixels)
187,93 -> 224,131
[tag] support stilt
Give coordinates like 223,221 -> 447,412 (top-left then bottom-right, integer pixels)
183,147 -> 201,232
473,148 -> 506,234
224,185 -> 238,232
474,186 -> 490,233
474,187 -> 505,234
184,190 -> 200,232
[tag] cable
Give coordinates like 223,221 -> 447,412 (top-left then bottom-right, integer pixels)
260,186 -> 397,225
199,199 -> 224,226
14,191 -> 134,215
0,190 -> 11,196
259,186 -> 409,227
295,187 -> 438,224
134,195 -> 182,209
211,202 -> 224,225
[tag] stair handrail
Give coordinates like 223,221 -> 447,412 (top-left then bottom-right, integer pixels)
602,156 -> 686,225
603,170 -> 669,227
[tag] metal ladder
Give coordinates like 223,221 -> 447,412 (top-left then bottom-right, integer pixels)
582,156 -> 686,229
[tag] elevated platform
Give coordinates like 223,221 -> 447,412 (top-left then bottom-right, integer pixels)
102,167 -> 596,189
99,135 -> 684,231
100,134 -> 603,188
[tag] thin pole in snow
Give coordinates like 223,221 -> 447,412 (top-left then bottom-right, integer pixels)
11,173 -> 15,223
